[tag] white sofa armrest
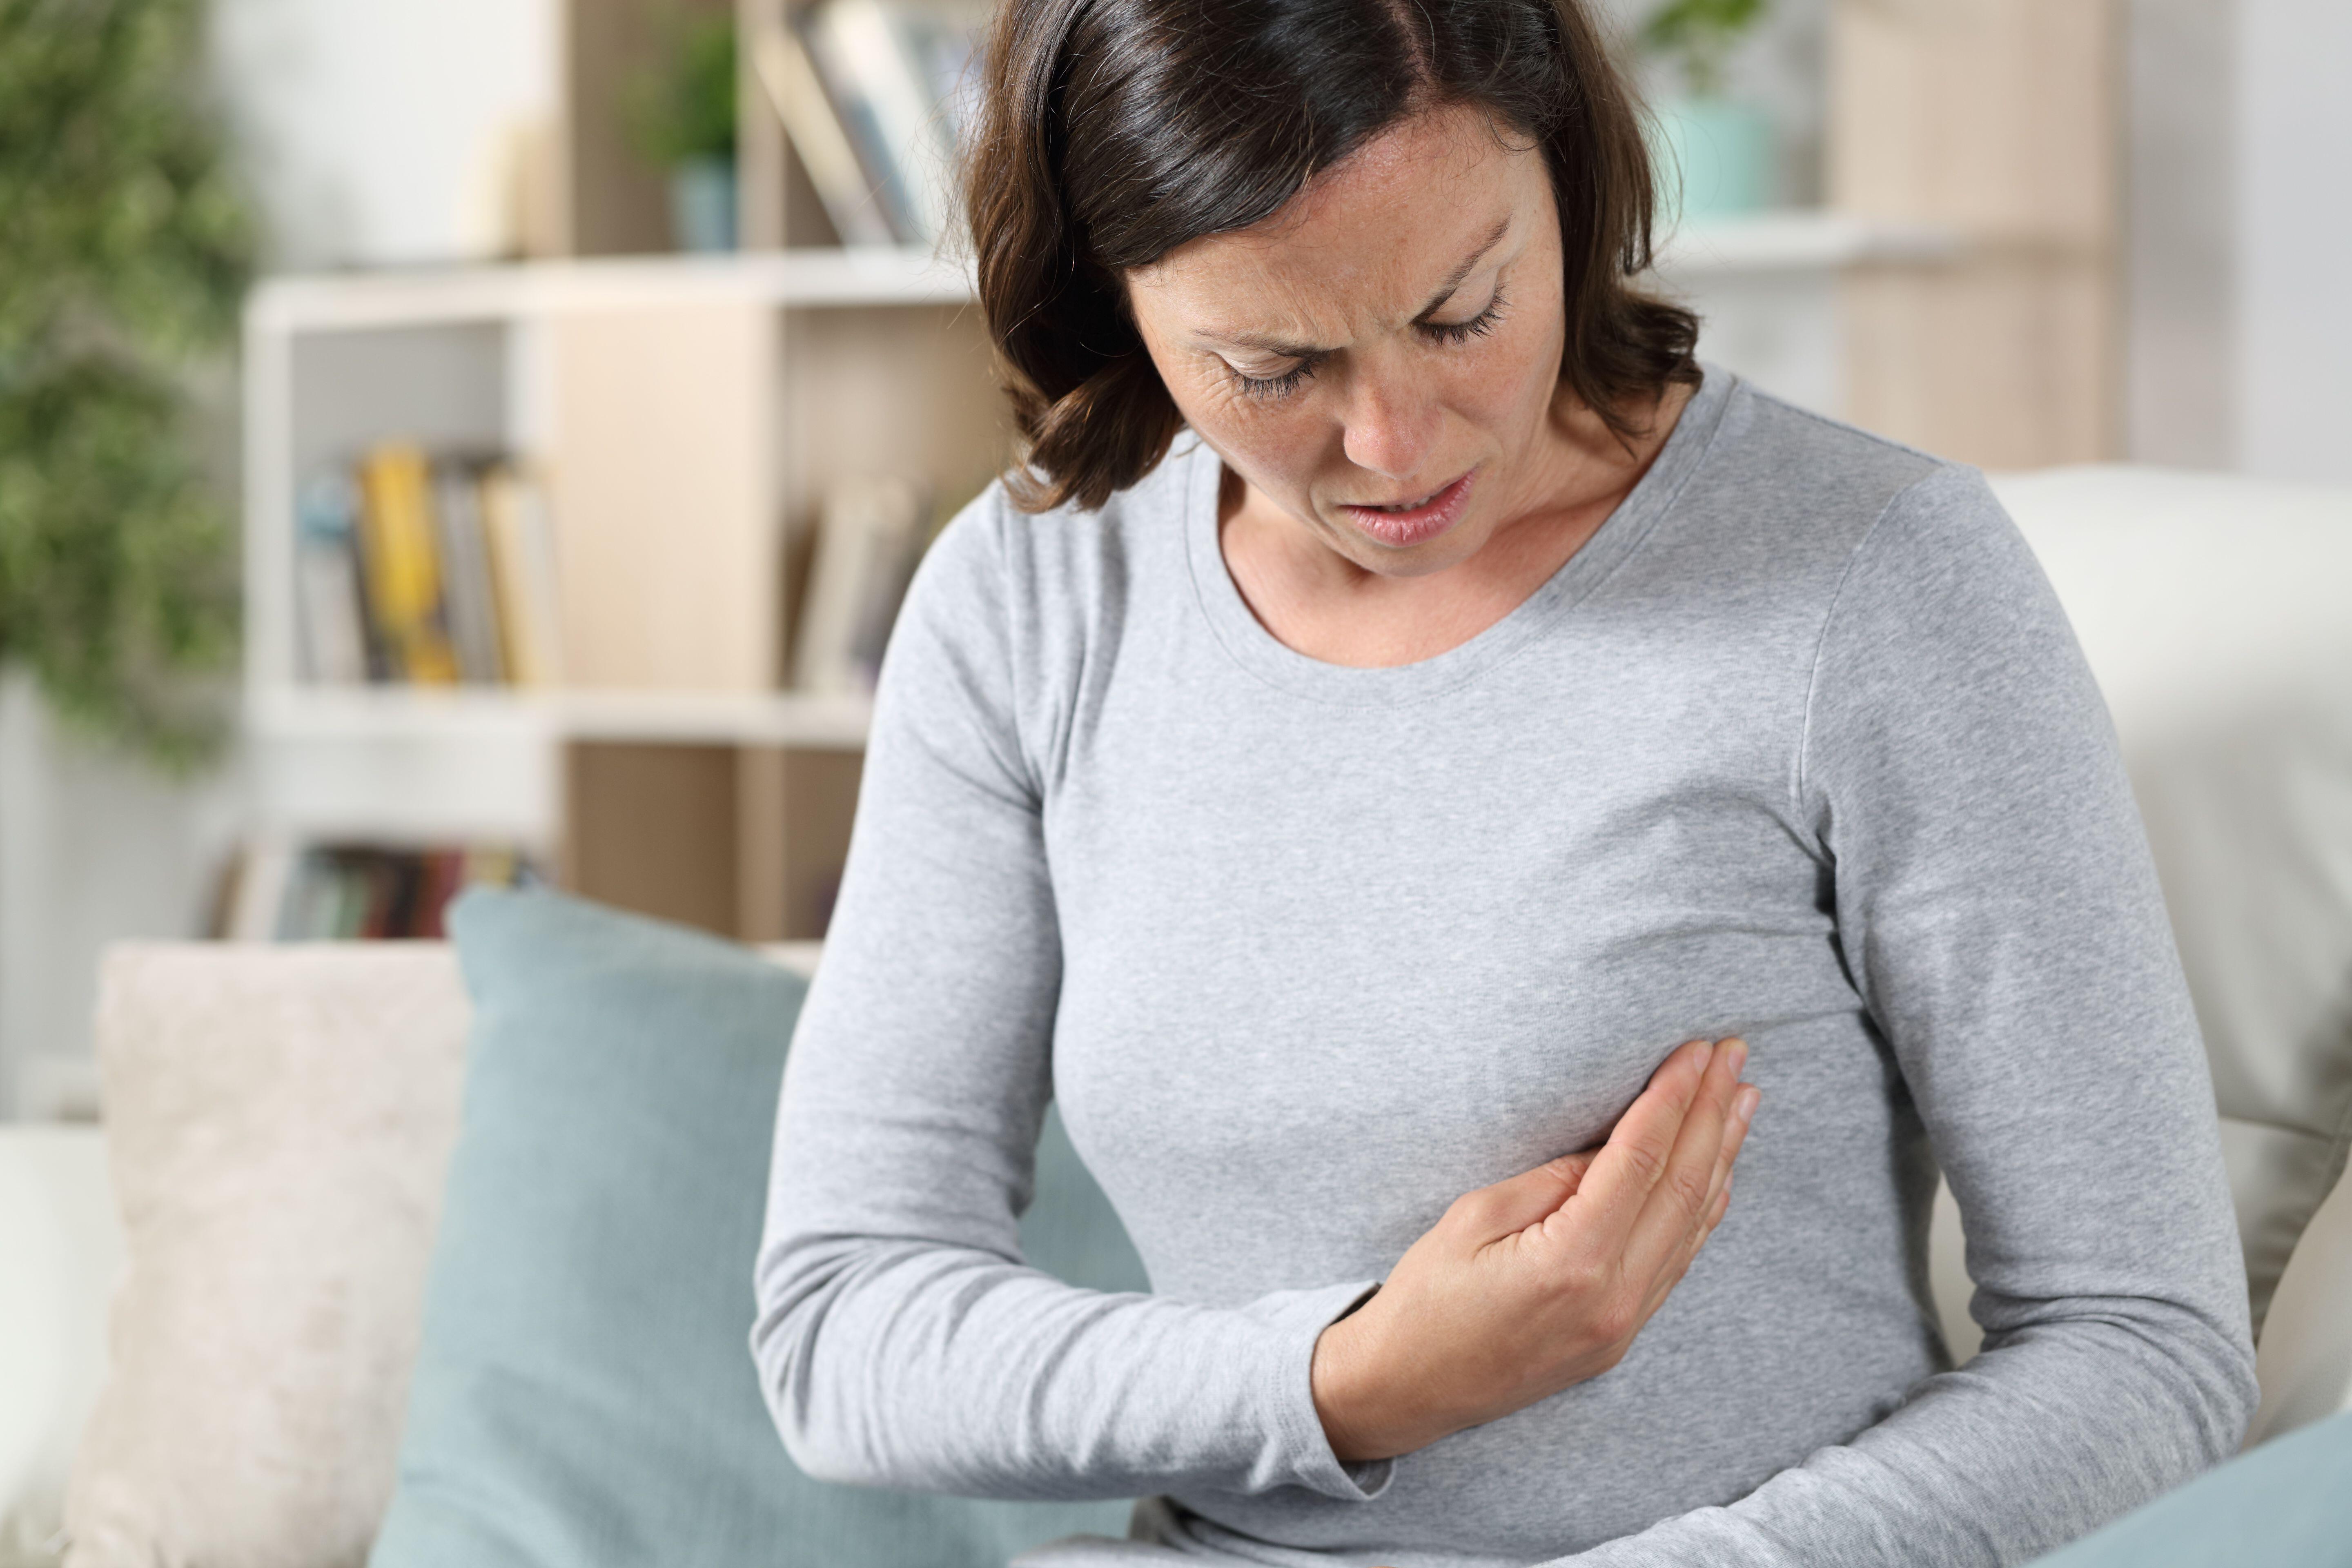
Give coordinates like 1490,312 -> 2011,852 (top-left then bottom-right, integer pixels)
2248,1162 -> 2352,1444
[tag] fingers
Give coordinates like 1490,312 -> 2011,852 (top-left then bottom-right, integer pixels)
1619,1037 -> 1748,1286
1454,1149 -> 1600,1242
1637,1083 -> 1758,1319
1546,1038 -> 1714,1250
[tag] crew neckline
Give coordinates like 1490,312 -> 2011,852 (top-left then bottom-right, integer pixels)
1181,365 -> 1737,707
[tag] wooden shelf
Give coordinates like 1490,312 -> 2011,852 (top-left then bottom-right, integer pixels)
1653,211 -> 1958,276
245,685 -> 874,750
247,247 -> 975,332
246,213 -> 1957,334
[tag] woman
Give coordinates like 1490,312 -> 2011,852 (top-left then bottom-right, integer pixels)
753,0 -> 2258,1563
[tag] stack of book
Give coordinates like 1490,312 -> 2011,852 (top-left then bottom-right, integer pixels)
295,444 -> 564,687
211,842 -> 541,941
751,0 -> 987,247
794,474 -> 940,694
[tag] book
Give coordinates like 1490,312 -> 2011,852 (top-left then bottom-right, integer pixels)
432,457 -> 507,684
293,471 -> 372,684
477,460 -> 566,687
354,444 -> 461,684
751,13 -> 904,246
218,839 -> 539,940
219,840 -> 297,941
302,449 -> 563,690
797,0 -> 987,246
795,474 -> 931,694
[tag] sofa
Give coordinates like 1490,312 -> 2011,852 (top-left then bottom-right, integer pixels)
2,464 -> 2350,1564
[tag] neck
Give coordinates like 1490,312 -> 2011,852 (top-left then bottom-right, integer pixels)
1214,375 -> 1695,667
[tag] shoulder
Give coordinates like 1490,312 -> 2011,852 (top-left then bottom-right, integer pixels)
906,440 -> 1199,643
1677,375 -> 2042,615
880,443 -> 1200,777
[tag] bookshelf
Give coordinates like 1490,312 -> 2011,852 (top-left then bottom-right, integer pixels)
239,243 -> 1002,942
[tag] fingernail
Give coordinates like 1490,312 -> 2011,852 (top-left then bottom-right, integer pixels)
1735,1085 -> 1760,1125
1725,1038 -> 1748,1074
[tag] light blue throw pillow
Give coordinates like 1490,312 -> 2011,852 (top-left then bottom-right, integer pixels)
371,886 -> 1145,1568
2026,1411 -> 2352,1567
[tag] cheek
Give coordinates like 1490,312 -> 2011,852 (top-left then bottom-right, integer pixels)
1450,313 -> 1561,434
1164,365 -> 1330,494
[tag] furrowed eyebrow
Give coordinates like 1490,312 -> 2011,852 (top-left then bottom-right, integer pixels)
1201,213 -> 1516,358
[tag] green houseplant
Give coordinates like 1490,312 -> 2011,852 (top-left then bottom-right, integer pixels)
0,0 -> 254,766
626,9 -> 739,252
1640,0 -> 1775,224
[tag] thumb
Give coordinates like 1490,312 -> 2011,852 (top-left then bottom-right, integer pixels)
1457,1149 -> 1599,1238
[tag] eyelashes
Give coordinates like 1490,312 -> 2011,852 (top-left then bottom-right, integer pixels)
1226,288 -> 1511,402
1422,287 -> 1509,346
1234,361 -> 1319,401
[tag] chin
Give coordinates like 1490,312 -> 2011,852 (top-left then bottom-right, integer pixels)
1330,517 -> 1490,579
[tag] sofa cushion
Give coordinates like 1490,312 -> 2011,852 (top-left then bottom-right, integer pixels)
65,942 -> 473,1568
2023,1409 -> 2352,1566
370,886 -> 1140,1568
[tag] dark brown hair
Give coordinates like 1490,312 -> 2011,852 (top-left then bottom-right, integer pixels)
964,0 -> 1701,512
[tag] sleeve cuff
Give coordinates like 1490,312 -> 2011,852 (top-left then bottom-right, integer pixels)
1247,1278 -> 1394,1503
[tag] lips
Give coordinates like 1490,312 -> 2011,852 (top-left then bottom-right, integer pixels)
1336,470 -> 1477,548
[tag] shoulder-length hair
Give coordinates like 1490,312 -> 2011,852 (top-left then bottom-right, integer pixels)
963,0 -> 1701,513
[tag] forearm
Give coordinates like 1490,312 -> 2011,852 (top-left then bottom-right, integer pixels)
1545,1304 -> 2252,1568
753,1230 -> 1383,1501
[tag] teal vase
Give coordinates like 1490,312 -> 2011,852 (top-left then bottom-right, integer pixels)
1649,98 -> 1775,225
669,156 -> 738,252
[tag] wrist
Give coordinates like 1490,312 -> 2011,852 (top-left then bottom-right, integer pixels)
1311,1292 -> 1437,1463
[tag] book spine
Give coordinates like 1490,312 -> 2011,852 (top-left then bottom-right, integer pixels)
795,475 -> 927,694
825,0 -> 961,244
432,458 -> 508,684
294,472 -> 372,684
751,14 -> 904,246
356,444 -> 461,685
478,462 -> 566,687
802,4 -> 925,243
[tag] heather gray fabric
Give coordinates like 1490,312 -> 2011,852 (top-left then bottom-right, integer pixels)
754,369 -> 2258,1568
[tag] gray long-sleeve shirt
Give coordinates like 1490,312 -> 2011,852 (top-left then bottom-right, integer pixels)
753,368 -> 2258,1568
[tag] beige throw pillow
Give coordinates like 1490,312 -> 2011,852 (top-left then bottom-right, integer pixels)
64,943 -> 471,1568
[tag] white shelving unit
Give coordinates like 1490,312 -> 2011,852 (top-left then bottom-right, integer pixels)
241,243 -> 971,746
238,242 -> 996,935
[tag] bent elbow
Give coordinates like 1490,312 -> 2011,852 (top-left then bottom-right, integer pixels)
770,1395 -> 896,1488
2201,1316 -> 2261,1462
750,1244 -> 924,1491
748,1315 -> 902,1488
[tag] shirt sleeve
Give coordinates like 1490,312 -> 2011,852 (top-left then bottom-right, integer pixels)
751,490 -> 1388,1505
1550,464 -> 2259,1567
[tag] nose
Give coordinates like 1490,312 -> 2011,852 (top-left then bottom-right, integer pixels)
1339,364 -> 1439,482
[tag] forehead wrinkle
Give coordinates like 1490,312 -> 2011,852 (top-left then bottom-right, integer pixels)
1127,104 -> 1535,358
1188,207 -> 1515,357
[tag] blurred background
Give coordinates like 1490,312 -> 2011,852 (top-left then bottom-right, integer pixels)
0,0 -> 2347,1120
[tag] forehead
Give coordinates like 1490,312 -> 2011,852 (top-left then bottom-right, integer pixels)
1125,103 -> 1545,335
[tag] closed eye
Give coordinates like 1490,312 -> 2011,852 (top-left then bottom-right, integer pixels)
1229,354 -> 1323,401
1419,287 -> 1508,346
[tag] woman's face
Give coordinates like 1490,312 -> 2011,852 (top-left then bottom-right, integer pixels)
1124,102 -> 1571,579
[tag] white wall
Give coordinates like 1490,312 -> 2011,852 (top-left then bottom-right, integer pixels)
207,0 -> 558,269
2128,0 -> 2352,481
0,5 -> 563,1116
2127,0 -> 2238,469
2235,0 -> 2352,482
0,678 -> 248,1118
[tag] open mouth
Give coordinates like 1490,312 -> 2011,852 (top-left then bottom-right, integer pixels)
1336,470 -> 1477,547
